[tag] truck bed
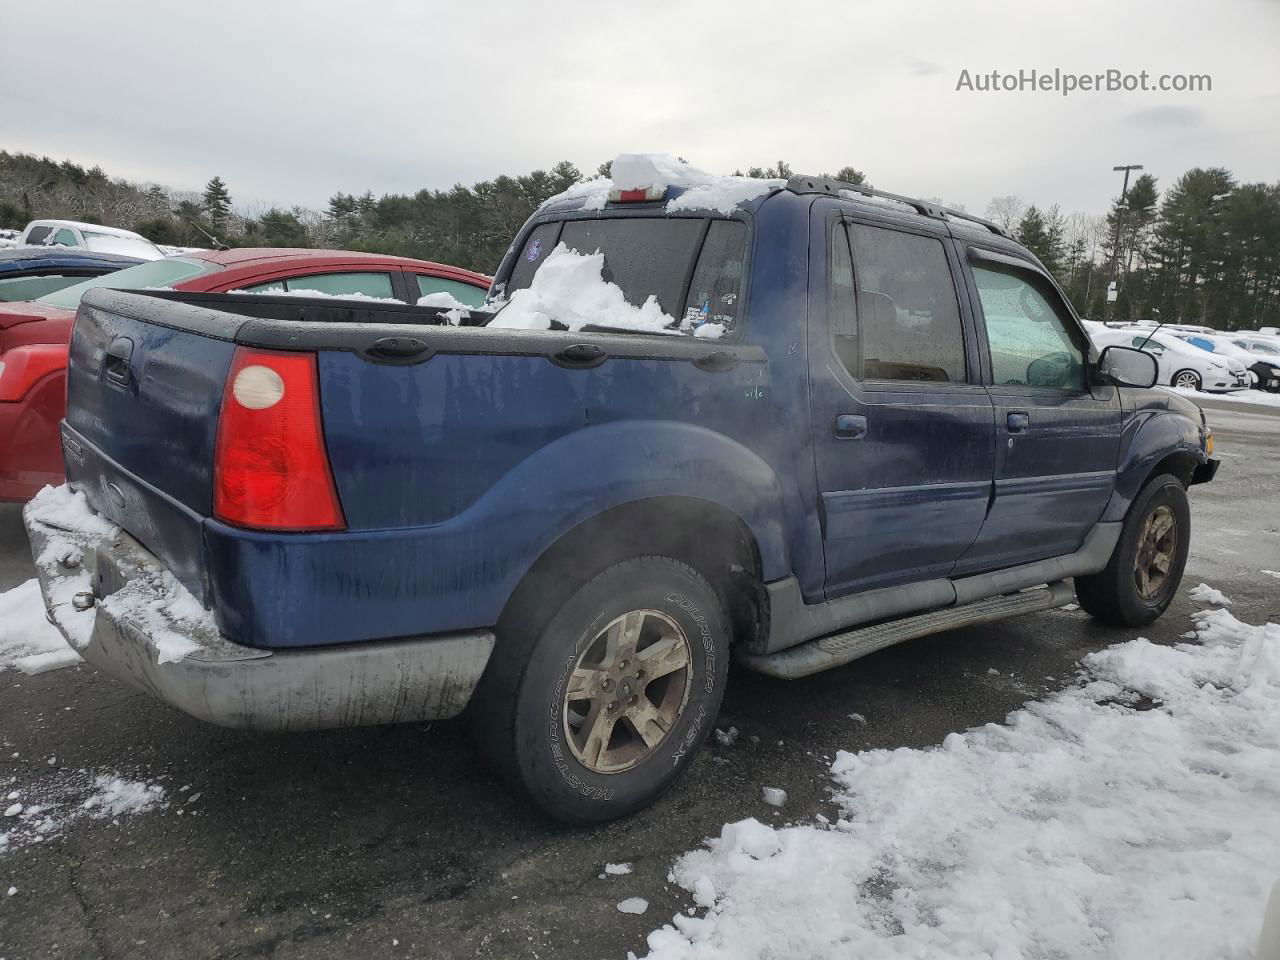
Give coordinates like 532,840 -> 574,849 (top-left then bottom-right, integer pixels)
63,288 -> 775,650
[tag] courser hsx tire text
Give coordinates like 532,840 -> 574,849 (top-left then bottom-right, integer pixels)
469,556 -> 730,823
1076,472 -> 1190,627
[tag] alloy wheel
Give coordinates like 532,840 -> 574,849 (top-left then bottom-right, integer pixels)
1134,504 -> 1178,601
562,610 -> 693,774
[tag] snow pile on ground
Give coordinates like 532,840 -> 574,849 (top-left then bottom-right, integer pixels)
23,484 -> 216,663
488,244 -> 677,334
642,602 -> 1280,959
0,771 -> 165,856
543,153 -> 782,216
0,580 -> 80,674
417,291 -> 472,325
1189,582 -> 1232,606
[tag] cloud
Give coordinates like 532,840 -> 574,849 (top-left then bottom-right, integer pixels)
1126,106 -> 1204,128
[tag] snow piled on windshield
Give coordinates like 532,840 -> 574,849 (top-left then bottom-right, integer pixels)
487,243 -> 677,334
642,597 -> 1280,959
543,153 -> 782,217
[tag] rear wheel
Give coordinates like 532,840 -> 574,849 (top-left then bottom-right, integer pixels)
1076,473 -> 1190,627
469,556 -> 730,823
1172,369 -> 1202,391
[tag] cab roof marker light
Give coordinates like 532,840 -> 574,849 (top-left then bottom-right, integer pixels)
608,186 -> 667,204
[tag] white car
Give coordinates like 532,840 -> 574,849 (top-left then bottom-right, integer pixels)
18,219 -> 164,261
1090,328 -> 1249,392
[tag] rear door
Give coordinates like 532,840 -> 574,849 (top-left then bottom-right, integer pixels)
809,216 -> 996,598
955,248 -> 1121,573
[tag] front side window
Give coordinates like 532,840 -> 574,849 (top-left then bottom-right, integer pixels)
841,223 -> 967,383
415,274 -> 488,308
975,265 -> 1085,390
51,228 -> 79,247
0,274 -> 84,301
1129,335 -> 1166,356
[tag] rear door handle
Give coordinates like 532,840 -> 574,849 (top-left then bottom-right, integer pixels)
1007,411 -> 1030,433
834,414 -> 867,439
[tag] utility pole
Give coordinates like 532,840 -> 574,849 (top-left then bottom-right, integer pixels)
1105,164 -> 1143,320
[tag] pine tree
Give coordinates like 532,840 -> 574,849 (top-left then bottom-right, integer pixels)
202,176 -> 231,227
1016,205 -> 1064,274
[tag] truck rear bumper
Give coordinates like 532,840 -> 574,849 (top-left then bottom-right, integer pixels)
23,491 -> 495,731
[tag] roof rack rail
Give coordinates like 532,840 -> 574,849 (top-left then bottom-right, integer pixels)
785,175 -> 1010,239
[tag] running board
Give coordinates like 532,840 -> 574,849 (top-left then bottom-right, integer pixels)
738,581 -> 1075,679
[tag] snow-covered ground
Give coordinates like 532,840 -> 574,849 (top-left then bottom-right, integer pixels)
0,579 -> 81,675
640,591 -> 1280,959
1174,385 -> 1280,408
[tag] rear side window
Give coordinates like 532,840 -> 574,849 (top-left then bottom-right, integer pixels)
510,217 -> 704,318
842,223 -> 967,383
24,226 -> 52,245
415,274 -> 487,308
507,222 -> 561,292
681,221 -> 748,336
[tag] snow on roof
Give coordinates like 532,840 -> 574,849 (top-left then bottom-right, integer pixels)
542,153 -> 783,217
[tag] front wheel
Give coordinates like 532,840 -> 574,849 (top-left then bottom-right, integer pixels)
1172,369 -> 1202,391
1076,473 -> 1190,627
469,557 -> 730,823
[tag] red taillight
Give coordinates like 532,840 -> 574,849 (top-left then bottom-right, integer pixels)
0,343 -> 68,402
213,347 -> 345,531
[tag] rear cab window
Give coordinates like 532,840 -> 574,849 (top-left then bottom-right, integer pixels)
502,216 -> 750,338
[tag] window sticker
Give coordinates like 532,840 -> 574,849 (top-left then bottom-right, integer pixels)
526,237 -> 543,262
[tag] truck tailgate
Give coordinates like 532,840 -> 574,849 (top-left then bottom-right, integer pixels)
62,291 -> 242,599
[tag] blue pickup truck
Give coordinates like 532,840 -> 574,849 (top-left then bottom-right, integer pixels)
25,170 -> 1217,821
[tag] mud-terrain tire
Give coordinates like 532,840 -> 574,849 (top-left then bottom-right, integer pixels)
1076,473 -> 1190,627
469,556 -> 730,823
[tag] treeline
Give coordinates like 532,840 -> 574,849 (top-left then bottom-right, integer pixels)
988,169 -> 1280,330
3,148 -> 1276,329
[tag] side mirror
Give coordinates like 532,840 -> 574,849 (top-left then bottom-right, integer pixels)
1096,345 -> 1158,388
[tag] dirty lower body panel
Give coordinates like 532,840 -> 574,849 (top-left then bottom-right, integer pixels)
23,496 -> 495,731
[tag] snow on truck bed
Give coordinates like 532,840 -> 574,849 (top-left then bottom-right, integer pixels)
641,595 -> 1280,959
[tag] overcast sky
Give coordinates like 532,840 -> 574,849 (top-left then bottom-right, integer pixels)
3,0 -> 1277,218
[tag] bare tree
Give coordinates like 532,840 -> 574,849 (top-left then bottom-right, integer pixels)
986,195 -> 1026,233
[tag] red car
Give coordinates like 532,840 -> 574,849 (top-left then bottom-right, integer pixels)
0,249 -> 490,501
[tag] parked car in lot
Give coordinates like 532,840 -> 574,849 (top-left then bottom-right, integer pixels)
18,219 -> 165,260
24,163 -> 1217,821
0,248 -> 143,302
1228,335 -> 1280,391
1089,327 -> 1249,392
1169,330 -> 1280,392
0,249 -> 490,500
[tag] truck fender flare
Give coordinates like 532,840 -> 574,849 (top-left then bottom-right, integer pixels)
1103,411 -> 1206,522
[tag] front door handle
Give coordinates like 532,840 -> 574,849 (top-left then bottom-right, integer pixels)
1007,411 -> 1031,433
834,414 -> 867,439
